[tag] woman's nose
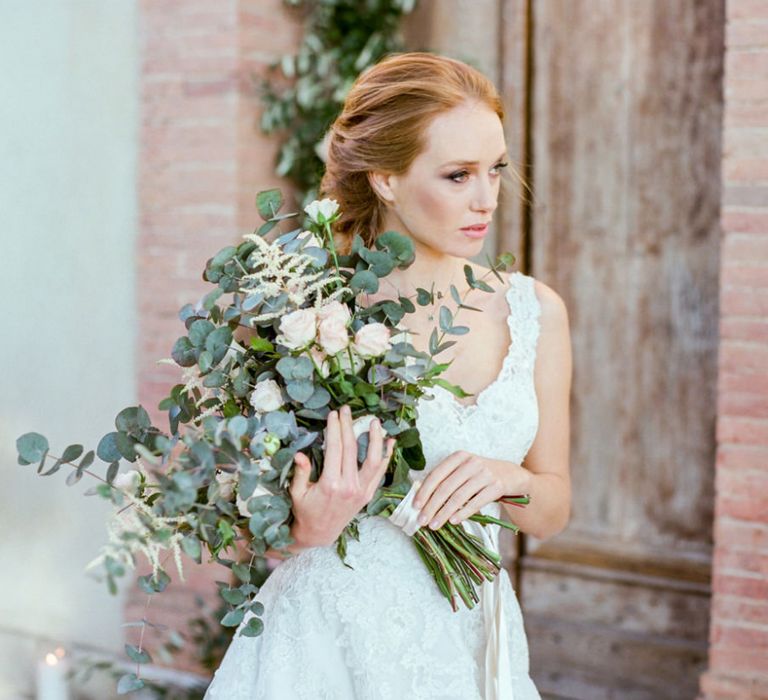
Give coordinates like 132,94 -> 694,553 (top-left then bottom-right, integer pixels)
471,176 -> 498,212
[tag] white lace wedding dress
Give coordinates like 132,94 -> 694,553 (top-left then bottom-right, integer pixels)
204,271 -> 542,699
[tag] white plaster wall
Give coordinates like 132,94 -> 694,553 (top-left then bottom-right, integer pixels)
0,1 -> 137,697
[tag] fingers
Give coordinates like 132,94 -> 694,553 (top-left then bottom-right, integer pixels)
449,484 -> 499,525
322,409 -> 342,481
413,451 -> 471,510
338,405 -> 358,482
289,451 -> 312,500
360,419 -> 395,498
416,454 -> 477,527
426,474 -> 487,530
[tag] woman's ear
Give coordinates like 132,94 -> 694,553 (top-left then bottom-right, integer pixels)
367,171 -> 397,205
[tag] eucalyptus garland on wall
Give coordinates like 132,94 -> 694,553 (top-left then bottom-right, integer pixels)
260,0 -> 419,206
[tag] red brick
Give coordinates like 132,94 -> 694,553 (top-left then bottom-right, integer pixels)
715,546 -> 768,576
723,233 -> 768,261
727,50 -> 768,81
711,621 -> 768,650
719,391 -> 768,419
728,0 -> 768,22
724,155 -> 768,179
715,517 -> 768,551
721,285 -> 768,316
718,495 -> 768,522
717,444 -> 768,471
727,20 -> 768,49
712,595 -> 768,627
723,127 -> 768,159
717,416 -> 768,446
722,211 -> 768,235
720,317 -> 768,343
713,572 -> 768,599
718,340 -> 768,373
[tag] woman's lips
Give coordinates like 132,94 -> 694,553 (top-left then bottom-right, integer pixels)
460,224 -> 488,239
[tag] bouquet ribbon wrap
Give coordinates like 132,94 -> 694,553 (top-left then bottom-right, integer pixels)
390,481 -> 515,699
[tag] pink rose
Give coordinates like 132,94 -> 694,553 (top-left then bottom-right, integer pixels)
353,323 -> 392,358
318,316 -> 350,355
317,300 -> 351,325
278,308 -> 317,349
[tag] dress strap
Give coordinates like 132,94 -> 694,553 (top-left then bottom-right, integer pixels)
504,271 -> 542,377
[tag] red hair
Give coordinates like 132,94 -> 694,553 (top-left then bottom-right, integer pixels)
319,52 -> 505,254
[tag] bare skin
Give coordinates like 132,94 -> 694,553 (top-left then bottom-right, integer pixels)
285,99 -> 572,554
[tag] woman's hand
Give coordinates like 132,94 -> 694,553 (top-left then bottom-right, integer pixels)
289,404 -> 395,548
412,451 -> 531,530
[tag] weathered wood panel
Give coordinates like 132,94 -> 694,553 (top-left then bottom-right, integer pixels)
503,0 -> 725,696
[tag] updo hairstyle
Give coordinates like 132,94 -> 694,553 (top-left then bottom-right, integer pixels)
319,52 -> 505,254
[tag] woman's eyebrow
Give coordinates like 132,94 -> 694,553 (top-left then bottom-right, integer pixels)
440,152 -> 508,167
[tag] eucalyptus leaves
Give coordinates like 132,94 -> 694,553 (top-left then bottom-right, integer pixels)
16,188 -> 520,693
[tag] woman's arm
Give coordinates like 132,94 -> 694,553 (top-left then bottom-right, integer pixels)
500,280 -> 572,540
411,279 -> 573,541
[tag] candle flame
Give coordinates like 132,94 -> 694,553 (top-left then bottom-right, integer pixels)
45,653 -> 59,666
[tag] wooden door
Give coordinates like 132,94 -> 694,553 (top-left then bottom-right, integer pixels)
499,1 -> 725,697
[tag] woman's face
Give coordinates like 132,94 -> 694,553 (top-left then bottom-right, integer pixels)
371,100 -> 508,258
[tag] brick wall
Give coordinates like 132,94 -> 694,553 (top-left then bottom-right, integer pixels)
133,0 -> 301,671
699,1 -> 768,698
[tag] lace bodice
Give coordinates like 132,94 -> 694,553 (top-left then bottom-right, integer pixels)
415,270 -> 541,475
204,270 -> 543,700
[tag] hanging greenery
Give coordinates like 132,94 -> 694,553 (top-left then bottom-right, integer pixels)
260,0 -> 419,208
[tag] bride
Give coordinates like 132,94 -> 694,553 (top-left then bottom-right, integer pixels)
205,51 -> 572,700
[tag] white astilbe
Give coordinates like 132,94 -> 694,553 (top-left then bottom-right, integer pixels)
240,233 -> 349,322
86,492 -> 188,582
157,358 -> 220,424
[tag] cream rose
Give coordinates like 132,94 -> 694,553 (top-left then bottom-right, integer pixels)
249,379 -> 284,413
114,469 -> 140,494
278,308 -> 317,350
316,300 -> 351,324
304,198 -> 339,224
353,323 -> 392,358
318,316 -> 350,355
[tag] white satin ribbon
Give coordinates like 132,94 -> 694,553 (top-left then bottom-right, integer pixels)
389,481 -> 514,699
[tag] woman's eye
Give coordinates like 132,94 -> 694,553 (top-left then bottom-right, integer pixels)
448,171 -> 468,183
491,161 -> 509,175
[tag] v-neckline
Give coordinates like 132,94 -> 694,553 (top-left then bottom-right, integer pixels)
429,272 -> 519,414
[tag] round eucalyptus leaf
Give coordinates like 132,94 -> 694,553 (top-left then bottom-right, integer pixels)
303,386 -> 330,409
79,450 -> 95,469
125,644 -> 152,665
228,416 -> 249,442
189,319 -> 215,348
117,673 -> 145,694
211,245 -> 237,267
286,379 -> 314,403
256,188 -> 284,221
239,616 -> 264,638
275,356 -> 298,379
115,432 -> 137,461
16,433 -> 49,463
349,269 -> 379,294
97,432 -> 122,463
171,336 -> 197,367
203,370 -> 226,388
375,230 -> 415,264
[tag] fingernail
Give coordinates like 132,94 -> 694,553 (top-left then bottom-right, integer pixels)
429,519 -> 439,530
417,514 -> 427,526
449,516 -> 458,524
413,500 -> 422,508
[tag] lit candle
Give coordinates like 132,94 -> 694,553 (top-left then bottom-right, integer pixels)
36,649 -> 70,700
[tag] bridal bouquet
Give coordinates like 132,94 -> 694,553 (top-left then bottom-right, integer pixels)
16,189 -> 525,688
